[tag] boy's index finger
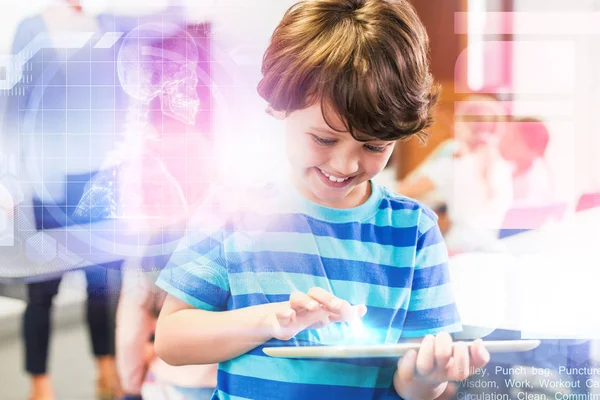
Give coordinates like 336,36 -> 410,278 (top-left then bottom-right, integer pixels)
290,291 -> 319,311
307,287 -> 347,312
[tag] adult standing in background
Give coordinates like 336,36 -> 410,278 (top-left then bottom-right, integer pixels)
2,1 -> 128,398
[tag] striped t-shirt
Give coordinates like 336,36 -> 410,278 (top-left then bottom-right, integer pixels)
156,181 -> 462,399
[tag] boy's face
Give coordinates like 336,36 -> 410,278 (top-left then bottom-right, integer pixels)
275,101 -> 395,208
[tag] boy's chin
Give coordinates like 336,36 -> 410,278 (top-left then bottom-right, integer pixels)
308,186 -> 355,207
314,191 -> 347,203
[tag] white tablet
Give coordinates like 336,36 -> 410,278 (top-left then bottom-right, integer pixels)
262,340 -> 541,359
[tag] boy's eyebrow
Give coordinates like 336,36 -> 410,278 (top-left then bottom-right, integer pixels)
311,126 -> 391,143
311,126 -> 343,135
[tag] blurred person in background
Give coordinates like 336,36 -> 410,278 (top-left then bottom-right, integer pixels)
397,94 -> 513,252
117,234 -> 217,400
2,1 -> 130,398
113,22 -> 218,400
498,117 -> 553,205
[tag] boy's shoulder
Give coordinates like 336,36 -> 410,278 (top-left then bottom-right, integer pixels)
378,184 -> 439,219
376,184 -> 440,236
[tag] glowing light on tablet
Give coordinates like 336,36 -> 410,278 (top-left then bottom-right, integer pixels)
350,319 -> 367,338
345,319 -> 381,345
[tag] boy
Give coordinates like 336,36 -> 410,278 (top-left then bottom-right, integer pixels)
155,0 -> 490,398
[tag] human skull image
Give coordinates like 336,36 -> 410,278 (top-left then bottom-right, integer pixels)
117,23 -> 200,125
73,23 -> 198,227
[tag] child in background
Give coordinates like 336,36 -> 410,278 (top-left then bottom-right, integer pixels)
155,1 -> 489,399
498,117 -> 553,205
117,240 -> 217,400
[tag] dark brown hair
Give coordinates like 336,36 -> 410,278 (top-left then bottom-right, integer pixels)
257,0 -> 439,142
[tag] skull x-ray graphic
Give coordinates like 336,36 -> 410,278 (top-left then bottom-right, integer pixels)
74,23 -> 200,229
117,22 -> 200,124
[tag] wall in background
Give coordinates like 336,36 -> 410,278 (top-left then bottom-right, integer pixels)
512,0 -> 600,199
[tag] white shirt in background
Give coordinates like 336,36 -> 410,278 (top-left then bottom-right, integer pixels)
421,148 -> 514,252
512,158 -> 553,206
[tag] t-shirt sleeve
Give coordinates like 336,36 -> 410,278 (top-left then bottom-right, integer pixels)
400,209 -> 462,338
156,202 -> 231,312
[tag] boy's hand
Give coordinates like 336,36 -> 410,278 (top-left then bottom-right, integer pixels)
394,333 -> 490,399
270,288 -> 367,341
303,287 -> 367,324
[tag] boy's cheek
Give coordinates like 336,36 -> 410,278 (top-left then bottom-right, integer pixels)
367,156 -> 393,177
288,151 -> 315,168
287,147 -> 324,168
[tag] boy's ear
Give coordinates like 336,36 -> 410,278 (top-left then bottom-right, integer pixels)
266,105 -> 286,120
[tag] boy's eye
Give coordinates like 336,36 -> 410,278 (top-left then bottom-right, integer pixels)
364,144 -> 387,153
311,134 -> 337,146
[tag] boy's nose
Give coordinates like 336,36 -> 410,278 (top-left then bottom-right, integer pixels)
328,154 -> 360,177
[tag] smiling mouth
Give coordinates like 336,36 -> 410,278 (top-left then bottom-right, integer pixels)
316,168 -> 355,188
319,168 -> 351,182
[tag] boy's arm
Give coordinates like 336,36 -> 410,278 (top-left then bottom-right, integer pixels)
155,294 -> 279,366
155,289 -> 353,366
153,203 -> 283,365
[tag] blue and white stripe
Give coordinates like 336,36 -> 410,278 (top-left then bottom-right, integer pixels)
157,182 -> 461,399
